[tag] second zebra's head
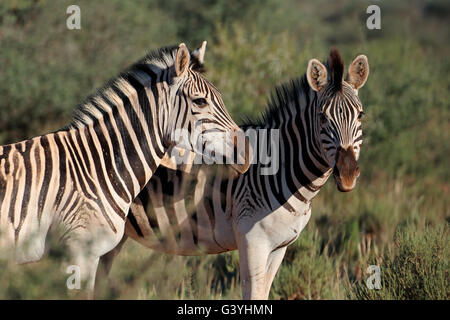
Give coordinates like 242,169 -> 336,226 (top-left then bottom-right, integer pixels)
165,42 -> 250,174
306,48 -> 369,192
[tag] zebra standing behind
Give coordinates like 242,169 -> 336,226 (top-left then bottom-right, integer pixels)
100,48 -> 370,299
0,42 -> 249,294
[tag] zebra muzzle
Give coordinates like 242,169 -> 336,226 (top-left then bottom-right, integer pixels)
333,146 -> 360,192
229,133 -> 252,175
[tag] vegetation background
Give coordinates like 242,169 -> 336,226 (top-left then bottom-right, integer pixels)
0,0 -> 448,299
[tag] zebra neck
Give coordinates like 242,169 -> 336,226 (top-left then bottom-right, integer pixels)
62,80 -> 170,201
250,104 -> 331,207
285,108 -> 331,202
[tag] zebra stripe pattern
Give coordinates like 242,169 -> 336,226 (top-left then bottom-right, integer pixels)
100,48 -> 370,299
0,42 -> 246,292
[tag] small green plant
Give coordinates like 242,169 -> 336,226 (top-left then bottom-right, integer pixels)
349,225 -> 449,300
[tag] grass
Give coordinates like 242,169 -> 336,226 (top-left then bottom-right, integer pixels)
349,225 -> 449,300
0,0 -> 448,299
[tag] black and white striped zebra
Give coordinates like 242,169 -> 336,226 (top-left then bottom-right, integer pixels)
0,42 -> 249,293
100,48 -> 370,299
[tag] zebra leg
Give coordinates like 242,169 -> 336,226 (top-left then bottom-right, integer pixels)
64,219 -> 126,298
14,232 -> 48,264
78,256 -> 100,299
94,235 -> 128,298
263,246 -> 287,299
65,240 -> 100,299
237,237 -> 271,300
98,234 -> 128,277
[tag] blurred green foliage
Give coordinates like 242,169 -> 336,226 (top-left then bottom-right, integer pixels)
350,225 -> 449,300
0,0 -> 448,299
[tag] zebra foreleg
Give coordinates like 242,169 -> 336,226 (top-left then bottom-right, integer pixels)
263,246 -> 287,299
65,244 -> 100,299
64,224 -> 126,298
94,234 -> 128,297
237,237 -> 272,300
98,234 -> 128,278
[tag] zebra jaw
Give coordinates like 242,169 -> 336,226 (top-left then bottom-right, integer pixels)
159,138 -> 252,175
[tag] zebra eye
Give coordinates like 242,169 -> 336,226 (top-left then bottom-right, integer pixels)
193,98 -> 208,107
358,111 -> 365,120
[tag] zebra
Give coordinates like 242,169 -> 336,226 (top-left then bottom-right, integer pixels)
0,41 -> 250,294
99,48 -> 370,299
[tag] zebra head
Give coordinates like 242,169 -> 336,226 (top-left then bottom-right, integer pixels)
166,42 -> 250,174
306,48 -> 369,192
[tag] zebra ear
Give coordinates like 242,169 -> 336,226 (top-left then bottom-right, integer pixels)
307,59 -> 328,92
192,41 -> 207,64
175,43 -> 191,77
346,55 -> 369,90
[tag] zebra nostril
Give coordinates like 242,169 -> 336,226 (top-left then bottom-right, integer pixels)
335,146 -> 343,161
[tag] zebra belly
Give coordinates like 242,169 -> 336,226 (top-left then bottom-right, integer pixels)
126,217 -> 236,255
125,199 -> 236,255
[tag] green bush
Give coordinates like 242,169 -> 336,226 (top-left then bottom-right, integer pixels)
349,225 -> 449,300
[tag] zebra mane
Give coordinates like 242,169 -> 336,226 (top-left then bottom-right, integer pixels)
62,45 -> 204,131
242,48 -> 345,128
242,75 -> 311,128
325,47 -> 344,92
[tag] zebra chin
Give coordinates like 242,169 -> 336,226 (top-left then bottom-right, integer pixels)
230,135 -> 252,175
208,135 -> 252,175
333,172 -> 358,192
229,156 -> 250,175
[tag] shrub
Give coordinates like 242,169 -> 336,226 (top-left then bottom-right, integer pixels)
349,225 -> 449,300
